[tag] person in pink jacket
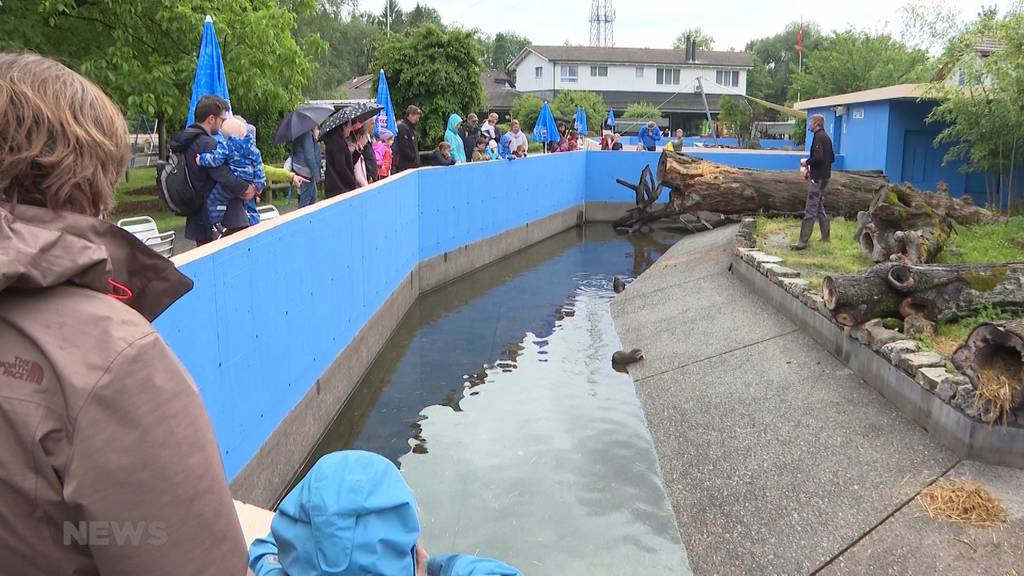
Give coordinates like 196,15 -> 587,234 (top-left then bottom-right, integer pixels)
373,128 -> 394,179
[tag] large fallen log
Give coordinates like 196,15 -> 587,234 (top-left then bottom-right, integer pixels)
657,152 -> 885,218
952,319 -> 1024,424
887,263 -> 1024,323
855,185 -> 952,264
822,263 -> 902,327
823,262 -> 1024,326
656,152 -> 1005,225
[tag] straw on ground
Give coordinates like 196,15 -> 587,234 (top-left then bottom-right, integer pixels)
917,480 -> 1007,527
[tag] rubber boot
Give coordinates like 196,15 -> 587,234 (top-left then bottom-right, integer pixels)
818,215 -> 831,243
790,219 -> 815,251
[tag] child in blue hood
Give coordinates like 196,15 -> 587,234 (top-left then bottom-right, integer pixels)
249,451 -> 521,576
197,116 -> 266,233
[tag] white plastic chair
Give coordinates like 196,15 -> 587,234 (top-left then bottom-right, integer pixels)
256,204 -> 280,221
144,231 -> 176,258
117,216 -> 175,258
116,216 -> 159,242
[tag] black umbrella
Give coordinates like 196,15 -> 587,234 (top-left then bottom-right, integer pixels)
273,103 -> 334,144
319,101 -> 384,141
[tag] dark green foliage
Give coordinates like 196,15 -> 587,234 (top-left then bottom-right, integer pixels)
371,24 -> 484,148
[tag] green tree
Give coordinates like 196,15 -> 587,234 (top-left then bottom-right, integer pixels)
1,0 -> 317,158
622,102 -> 661,119
377,0 -> 404,33
551,90 -> 606,134
788,31 -> 932,101
672,27 -> 714,50
371,24 -> 483,148
296,7 -> 378,99
406,3 -> 443,29
510,94 -> 544,133
483,31 -> 532,72
927,9 -> 1024,212
717,95 -> 756,144
745,22 -> 823,106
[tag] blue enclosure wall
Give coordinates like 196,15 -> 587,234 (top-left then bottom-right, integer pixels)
154,150 -> 819,479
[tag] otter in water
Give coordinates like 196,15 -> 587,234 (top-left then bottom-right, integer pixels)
611,348 -> 644,366
612,276 -> 626,293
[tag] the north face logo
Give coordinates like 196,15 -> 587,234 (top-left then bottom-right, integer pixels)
0,356 -> 44,385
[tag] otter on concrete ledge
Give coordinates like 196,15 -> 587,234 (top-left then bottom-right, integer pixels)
611,348 -> 644,366
612,276 -> 626,293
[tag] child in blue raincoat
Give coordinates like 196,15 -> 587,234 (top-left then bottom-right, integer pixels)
249,451 -> 522,576
443,113 -> 467,164
197,116 -> 266,233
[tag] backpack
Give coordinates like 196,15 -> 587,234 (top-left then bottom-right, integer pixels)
157,132 -> 204,216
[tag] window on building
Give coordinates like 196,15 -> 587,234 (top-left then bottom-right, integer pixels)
535,66 -> 543,79
656,68 -> 680,85
560,64 -> 578,83
590,65 -> 608,77
715,70 -> 740,87
636,66 -> 644,79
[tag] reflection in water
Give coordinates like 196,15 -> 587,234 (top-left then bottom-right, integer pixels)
299,224 -> 692,574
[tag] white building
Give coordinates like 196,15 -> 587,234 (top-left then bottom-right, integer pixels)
510,43 -> 753,132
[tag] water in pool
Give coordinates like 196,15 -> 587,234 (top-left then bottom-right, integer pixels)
303,224 -> 692,575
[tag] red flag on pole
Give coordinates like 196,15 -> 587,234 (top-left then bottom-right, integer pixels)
797,22 -> 804,53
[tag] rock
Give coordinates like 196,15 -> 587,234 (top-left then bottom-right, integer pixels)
881,317 -> 904,331
916,367 -> 948,392
764,264 -> 801,281
778,277 -> 809,296
903,315 -> 936,339
897,351 -> 945,374
880,340 -> 920,363
851,319 -> 883,345
750,252 -> 784,266
935,376 -> 958,402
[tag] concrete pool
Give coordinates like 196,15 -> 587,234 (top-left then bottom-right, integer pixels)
300,225 -> 692,574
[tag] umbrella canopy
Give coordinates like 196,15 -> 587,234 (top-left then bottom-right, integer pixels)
373,69 -> 398,138
606,108 -> 616,128
273,103 -> 334,144
319,101 -> 384,141
574,107 -> 588,135
186,16 -> 230,127
531,101 -> 560,144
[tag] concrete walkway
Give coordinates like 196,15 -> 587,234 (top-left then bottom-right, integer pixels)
612,225 -> 1024,575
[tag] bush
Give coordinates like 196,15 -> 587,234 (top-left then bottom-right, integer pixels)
623,102 -> 661,119
551,90 -> 606,134
510,95 -> 543,134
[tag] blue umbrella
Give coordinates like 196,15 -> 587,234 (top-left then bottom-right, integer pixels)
373,69 -> 398,137
532,101 -> 560,146
186,15 -> 230,127
607,108 -> 616,128
574,107 -> 588,135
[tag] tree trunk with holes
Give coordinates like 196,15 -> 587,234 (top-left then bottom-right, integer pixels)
952,319 -> 1024,424
656,152 -> 887,217
821,263 -> 902,327
855,185 -> 952,264
823,262 -> 1024,326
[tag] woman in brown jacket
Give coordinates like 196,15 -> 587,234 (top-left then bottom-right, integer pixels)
0,53 -> 247,575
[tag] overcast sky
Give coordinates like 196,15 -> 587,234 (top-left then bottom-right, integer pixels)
357,0 -> 1013,50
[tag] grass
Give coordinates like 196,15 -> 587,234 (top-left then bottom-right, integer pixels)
938,217 -> 1024,264
116,166 -> 158,200
755,216 -> 871,288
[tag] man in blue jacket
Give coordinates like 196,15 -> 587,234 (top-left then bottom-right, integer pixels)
638,120 -> 662,151
170,95 -> 257,244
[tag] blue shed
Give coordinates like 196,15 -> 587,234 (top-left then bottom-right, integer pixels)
795,84 -> 987,204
